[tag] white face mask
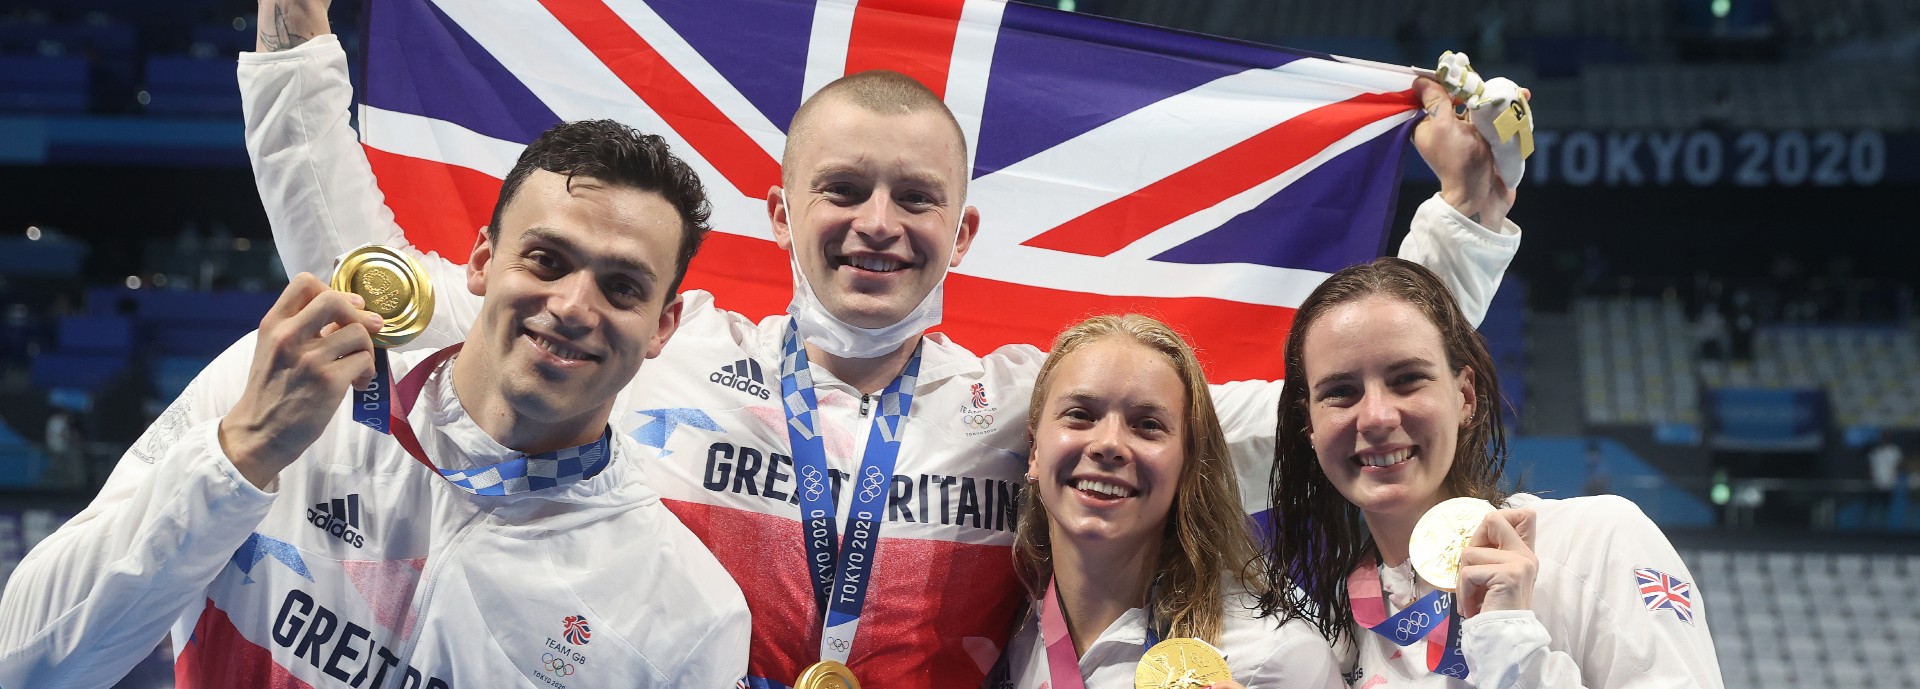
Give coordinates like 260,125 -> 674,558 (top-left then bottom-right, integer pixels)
781,190 -> 963,360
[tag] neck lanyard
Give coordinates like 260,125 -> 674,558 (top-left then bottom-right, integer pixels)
778,322 -> 924,665
1034,576 -> 1164,689
371,343 -> 611,495
1347,557 -> 1469,679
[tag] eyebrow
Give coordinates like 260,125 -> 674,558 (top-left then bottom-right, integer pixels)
1054,389 -> 1175,413
520,226 -> 659,286
809,162 -> 951,195
1310,357 -> 1439,389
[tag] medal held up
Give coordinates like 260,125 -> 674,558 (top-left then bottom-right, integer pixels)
329,244 -> 434,434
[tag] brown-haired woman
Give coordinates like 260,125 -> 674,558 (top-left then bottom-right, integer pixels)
1259,257 -> 1723,687
991,315 -> 1340,689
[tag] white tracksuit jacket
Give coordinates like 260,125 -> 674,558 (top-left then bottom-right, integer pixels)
0,333 -> 752,689
1341,494 -> 1725,689
234,35 -> 1521,689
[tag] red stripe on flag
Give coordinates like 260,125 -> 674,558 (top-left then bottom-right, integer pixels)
538,0 -> 781,198
676,234 -> 1297,382
1020,90 -> 1416,257
365,146 -> 496,263
941,272 -> 1297,382
842,0 -> 968,96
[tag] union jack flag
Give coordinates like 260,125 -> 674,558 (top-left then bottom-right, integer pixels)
1635,567 -> 1695,624
358,0 -> 1423,381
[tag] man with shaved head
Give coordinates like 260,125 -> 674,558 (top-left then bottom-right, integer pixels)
238,1 -> 1528,684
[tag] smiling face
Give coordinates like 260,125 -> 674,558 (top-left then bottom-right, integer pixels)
771,97 -> 978,329
462,170 -> 684,440
1027,337 -> 1189,554
1301,295 -> 1477,527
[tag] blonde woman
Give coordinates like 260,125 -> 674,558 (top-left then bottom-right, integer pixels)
991,315 -> 1340,689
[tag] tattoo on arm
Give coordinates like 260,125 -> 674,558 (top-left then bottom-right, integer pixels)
258,5 -> 313,52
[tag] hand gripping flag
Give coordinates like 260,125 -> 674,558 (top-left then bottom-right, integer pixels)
358,0 -> 1424,381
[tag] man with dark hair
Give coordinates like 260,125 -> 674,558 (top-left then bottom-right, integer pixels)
0,114 -> 751,687
236,1 -> 1530,686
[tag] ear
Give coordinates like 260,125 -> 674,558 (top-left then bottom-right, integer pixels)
1025,435 -> 1040,483
645,295 -> 685,359
949,205 -> 981,268
767,185 -> 793,251
466,227 -> 493,297
1456,365 -> 1478,427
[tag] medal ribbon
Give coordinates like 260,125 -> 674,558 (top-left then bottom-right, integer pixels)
351,349 -> 394,433
1038,578 -> 1090,689
1347,558 -> 1469,679
1031,576 -> 1167,689
778,323 -> 923,665
383,343 -> 610,496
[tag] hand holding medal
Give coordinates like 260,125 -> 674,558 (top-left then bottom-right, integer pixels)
219,272 -> 387,488
329,245 -> 434,434
1411,497 -> 1538,617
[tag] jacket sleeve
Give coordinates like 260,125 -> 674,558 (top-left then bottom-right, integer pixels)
239,34 -> 475,350
1459,497 -> 1725,689
0,334 -> 278,689
1394,193 -> 1521,329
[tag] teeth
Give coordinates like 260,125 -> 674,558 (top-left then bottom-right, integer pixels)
1357,448 -> 1413,467
1074,479 -> 1135,498
530,333 -> 589,362
847,256 -> 905,272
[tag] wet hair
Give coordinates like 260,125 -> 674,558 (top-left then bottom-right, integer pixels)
782,70 -> 969,194
488,119 -> 711,297
1013,314 -> 1263,645
1256,257 -> 1509,645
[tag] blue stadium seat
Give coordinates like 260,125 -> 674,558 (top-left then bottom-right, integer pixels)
142,55 -> 240,116
0,237 -> 86,277
55,315 -> 135,355
0,55 -> 90,112
29,351 -> 126,392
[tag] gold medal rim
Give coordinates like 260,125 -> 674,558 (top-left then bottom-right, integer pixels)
331,245 -> 435,348
1134,637 -> 1232,689
794,660 -> 861,689
1408,496 -> 1498,592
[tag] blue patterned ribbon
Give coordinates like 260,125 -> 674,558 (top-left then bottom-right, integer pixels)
778,322 -> 923,666
386,343 -> 610,496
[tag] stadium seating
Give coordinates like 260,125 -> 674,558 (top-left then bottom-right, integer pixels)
1579,296 -> 1920,430
1578,297 -> 1701,425
1689,548 -> 1920,687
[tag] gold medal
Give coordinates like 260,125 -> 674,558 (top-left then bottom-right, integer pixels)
330,244 -> 434,348
1134,638 -> 1232,689
1408,496 -> 1498,592
794,660 -> 860,689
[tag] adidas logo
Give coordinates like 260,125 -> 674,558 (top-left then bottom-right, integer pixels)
709,359 -> 772,400
305,494 -> 366,549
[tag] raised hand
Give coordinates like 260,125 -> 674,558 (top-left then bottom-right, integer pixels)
256,0 -> 331,52
219,273 -> 383,488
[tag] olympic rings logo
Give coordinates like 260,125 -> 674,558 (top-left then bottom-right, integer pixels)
1394,611 -> 1429,640
859,466 -> 887,501
962,413 -> 994,429
542,653 -> 576,677
827,637 -> 851,652
801,465 -> 827,501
